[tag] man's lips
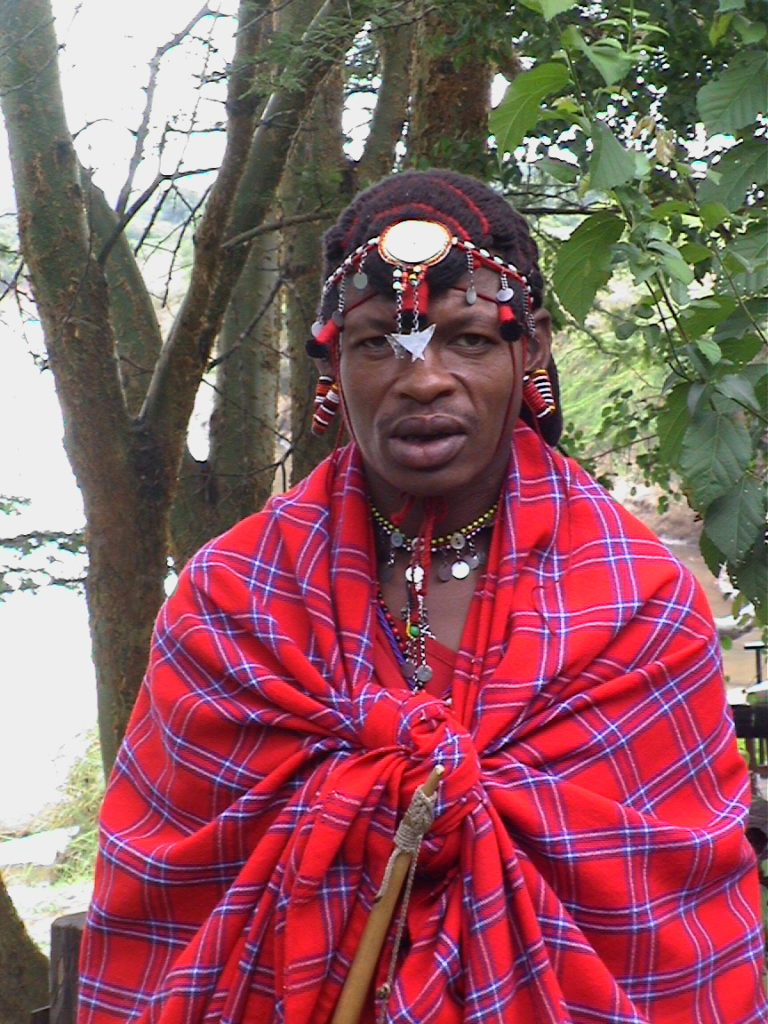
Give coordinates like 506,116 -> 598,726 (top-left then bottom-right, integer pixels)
389,414 -> 468,440
387,415 -> 468,469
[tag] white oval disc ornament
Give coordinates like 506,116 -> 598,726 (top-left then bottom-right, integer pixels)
378,220 -> 453,267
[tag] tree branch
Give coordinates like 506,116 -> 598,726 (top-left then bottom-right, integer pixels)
0,0 -> 133,509
115,4 -> 218,218
222,208 -> 327,248
140,0 -> 373,478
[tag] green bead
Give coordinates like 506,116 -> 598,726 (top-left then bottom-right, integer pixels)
407,624 -> 420,638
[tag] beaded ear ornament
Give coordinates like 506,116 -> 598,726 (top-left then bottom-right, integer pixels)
305,219 -> 536,362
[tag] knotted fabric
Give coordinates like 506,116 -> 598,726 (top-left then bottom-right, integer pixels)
79,424 -> 765,1023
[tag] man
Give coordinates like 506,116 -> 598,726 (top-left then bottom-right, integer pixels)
79,170 -> 766,1023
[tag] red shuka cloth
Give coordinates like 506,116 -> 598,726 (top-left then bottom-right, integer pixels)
79,425 -> 766,1023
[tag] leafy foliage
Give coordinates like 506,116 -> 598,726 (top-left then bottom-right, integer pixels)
490,0 -> 767,622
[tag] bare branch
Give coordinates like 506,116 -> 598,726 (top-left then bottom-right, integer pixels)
99,167 -> 218,265
115,4 -> 217,218
222,208 -> 327,248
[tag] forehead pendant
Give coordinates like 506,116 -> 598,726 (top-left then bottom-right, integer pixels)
377,220 -> 453,361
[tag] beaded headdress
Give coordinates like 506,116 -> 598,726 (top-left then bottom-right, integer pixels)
305,218 -> 536,362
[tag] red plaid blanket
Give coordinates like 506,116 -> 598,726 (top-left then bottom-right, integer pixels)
79,425 -> 766,1023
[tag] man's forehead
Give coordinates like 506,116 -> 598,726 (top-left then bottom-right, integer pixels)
343,273 -> 501,332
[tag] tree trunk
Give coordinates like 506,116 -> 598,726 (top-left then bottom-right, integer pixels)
0,879 -> 49,1024
356,13 -> 414,185
0,0 -> 165,770
0,0 -> 373,767
407,1 -> 494,175
170,232 -> 283,565
281,67 -> 348,485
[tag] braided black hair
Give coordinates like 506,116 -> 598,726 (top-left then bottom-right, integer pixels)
321,168 -> 544,319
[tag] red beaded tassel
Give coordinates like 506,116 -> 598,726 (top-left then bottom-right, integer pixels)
496,301 -> 520,341
523,368 -> 556,419
401,270 -> 429,332
312,317 -> 341,351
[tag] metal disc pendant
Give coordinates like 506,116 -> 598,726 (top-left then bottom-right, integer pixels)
352,271 -> 368,290
437,562 -> 453,582
391,530 -> 405,548
451,559 -> 471,580
466,552 -> 480,570
405,564 -> 425,585
497,286 -> 514,303
466,284 -> 477,305
415,664 -> 433,684
403,660 -> 417,680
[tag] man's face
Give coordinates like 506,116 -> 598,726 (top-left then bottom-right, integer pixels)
338,268 -> 526,512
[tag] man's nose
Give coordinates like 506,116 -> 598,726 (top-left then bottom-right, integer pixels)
394,343 -> 456,402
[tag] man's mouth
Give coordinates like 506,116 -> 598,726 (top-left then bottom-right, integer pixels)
391,415 -> 467,440
388,416 -> 468,469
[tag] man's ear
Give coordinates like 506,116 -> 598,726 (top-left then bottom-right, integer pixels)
524,307 -> 552,373
312,355 -> 334,377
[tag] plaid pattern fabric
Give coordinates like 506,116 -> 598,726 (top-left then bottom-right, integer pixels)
79,425 -> 766,1023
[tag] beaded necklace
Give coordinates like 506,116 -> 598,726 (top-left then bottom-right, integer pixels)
371,502 -> 497,582
372,501 -> 497,689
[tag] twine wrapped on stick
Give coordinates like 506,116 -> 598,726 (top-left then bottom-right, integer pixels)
331,764 -> 445,1024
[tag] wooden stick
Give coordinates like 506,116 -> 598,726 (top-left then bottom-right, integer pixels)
331,764 -> 445,1024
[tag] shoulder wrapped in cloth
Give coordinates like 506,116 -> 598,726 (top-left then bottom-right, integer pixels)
79,424 -> 766,1024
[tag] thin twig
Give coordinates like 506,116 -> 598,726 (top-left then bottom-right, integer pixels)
222,209 -> 329,249
98,168 -> 218,265
115,4 -> 215,218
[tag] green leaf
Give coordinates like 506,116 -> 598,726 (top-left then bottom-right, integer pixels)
718,0 -> 745,10
678,242 -> 712,265
734,15 -> 767,44
709,14 -> 734,47
716,334 -> 765,366
698,138 -> 768,212
647,240 -> 695,285
590,122 -> 637,190
703,476 -> 765,564
541,0 -> 577,19
695,337 -> 722,364
713,300 -> 768,345
650,200 -> 690,221
551,213 -> 624,324
679,409 -> 752,506
699,201 -> 730,229
561,26 -> 633,86
698,530 -> 726,578
732,534 -> 768,622
697,52 -> 768,134
657,384 -> 690,466
716,374 -> 762,414
535,156 -> 579,183
679,296 -> 737,340
489,62 -> 570,155
726,225 -> 768,276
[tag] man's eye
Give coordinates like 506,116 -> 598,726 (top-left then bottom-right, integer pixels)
453,333 -> 494,349
358,335 -> 390,351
